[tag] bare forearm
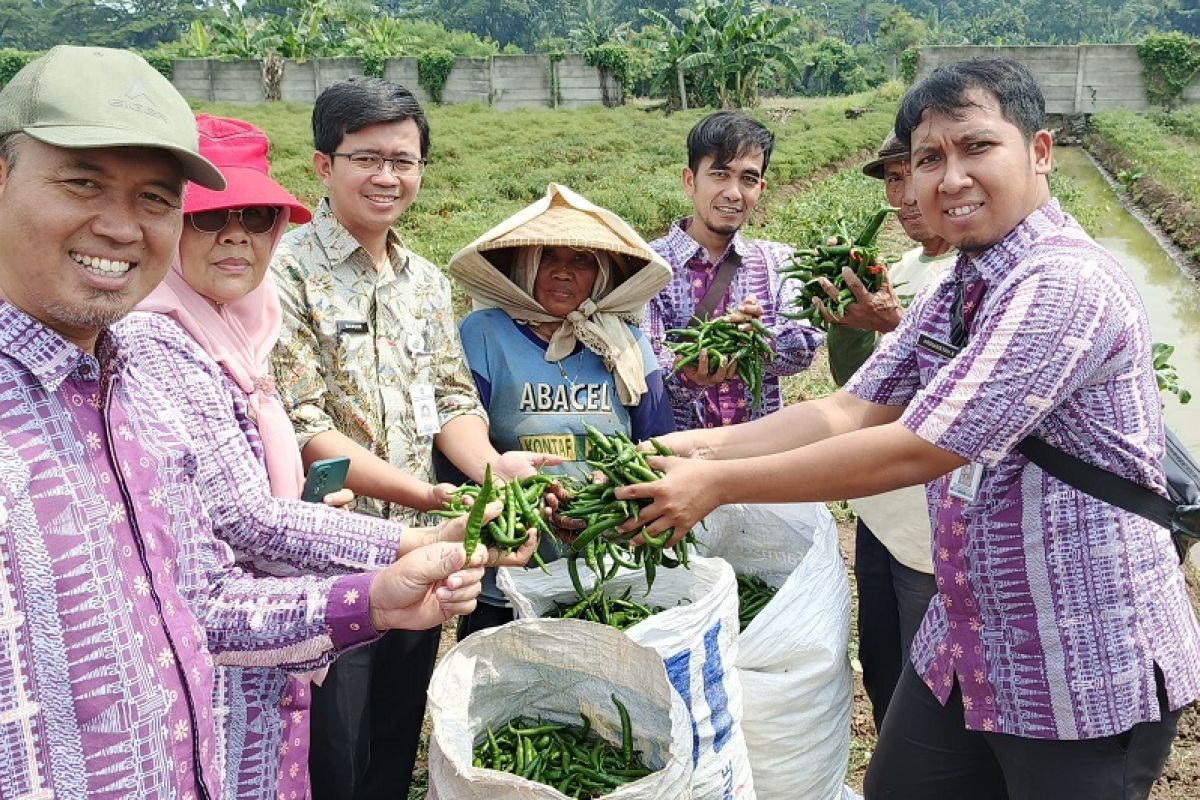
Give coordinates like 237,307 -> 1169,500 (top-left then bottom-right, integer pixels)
434,414 -> 500,483
709,422 -> 965,506
303,429 -> 439,511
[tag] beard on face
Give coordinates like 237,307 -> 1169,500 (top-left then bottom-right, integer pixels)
41,287 -> 137,334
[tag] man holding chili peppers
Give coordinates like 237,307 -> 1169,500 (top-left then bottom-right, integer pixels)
818,131 -> 956,734
622,57 -> 1200,799
642,110 -> 823,431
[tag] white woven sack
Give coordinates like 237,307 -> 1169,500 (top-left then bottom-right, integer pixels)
696,503 -> 852,800
426,617 -> 692,800
501,554 -> 756,800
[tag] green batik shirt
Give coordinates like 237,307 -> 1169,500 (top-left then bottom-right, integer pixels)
270,198 -> 485,523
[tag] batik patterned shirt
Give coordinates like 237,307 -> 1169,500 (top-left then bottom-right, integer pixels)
270,198 -> 485,523
645,218 -> 823,429
118,311 -> 408,800
846,201 -> 1200,739
0,302 -> 377,798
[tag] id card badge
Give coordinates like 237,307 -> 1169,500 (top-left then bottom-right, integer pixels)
947,461 -> 984,502
410,383 -> 441,437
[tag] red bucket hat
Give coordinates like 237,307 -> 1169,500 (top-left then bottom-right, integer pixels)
183,113 -> 312,223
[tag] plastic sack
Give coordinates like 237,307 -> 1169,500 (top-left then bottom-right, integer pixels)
426,617 -> 693,800
502,555 -> 756,800
697,503 -> 852,800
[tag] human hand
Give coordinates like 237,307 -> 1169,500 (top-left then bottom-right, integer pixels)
723,295 -> 763,325
368,540 -> 486,630
494,450 -> 563,481
677,347 -> 739,387
613,455 -> 723,548
322,488 -> 356,509
421,482 -> 457,512
813,265 -> 902,333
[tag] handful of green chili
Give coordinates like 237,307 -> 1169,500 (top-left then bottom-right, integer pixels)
736,574 -> 779,631
471,694 -> 653,798
557,423 -> 695,595
433,467 -> 559,567
663,316 -> 775,410
777,206 -> 897,329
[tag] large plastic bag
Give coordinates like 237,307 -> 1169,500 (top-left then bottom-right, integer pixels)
697,503 -> 852,800
502,555 -> 756,800
426,617 -> 693,799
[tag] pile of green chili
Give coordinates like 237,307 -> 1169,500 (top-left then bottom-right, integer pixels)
736,574 -> 779,632
663,317 -> 775,410
543,584 -> 666,631
472,694 -> 654,798
557,423 -> 695,596
778,206 -> 897,329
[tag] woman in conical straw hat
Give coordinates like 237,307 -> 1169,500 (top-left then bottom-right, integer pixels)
448,182 -> 676,637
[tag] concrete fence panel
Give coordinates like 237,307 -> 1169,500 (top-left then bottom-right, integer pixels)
492,54 -> 552,110
209,60 -> 265,104
917,44 -> 1198,113
384,58 -> 430,105
441,57 -> 491,105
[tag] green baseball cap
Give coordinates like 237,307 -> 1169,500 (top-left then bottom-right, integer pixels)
0,46 -> 225,190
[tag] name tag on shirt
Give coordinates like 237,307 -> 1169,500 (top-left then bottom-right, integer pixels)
917,333 -> 959,360
411,382 -> 441,437
336,320 -> 369,338
948,461 -> 985,502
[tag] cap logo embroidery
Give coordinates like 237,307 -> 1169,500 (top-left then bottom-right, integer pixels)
109,80 -> 166,123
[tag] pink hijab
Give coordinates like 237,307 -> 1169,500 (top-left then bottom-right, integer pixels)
139,114 -> 313,499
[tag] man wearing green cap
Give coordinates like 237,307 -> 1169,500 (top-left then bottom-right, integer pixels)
0,46 -> 489,798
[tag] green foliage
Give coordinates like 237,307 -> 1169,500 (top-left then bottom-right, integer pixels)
140,48 -> 176,80
1153,342 -> 1192,404
0,49 -> 38,89
417,48 -> 457,104
1137,32 -> 1200,110
899,47 -> 919,84
584,43 -> 644,94
1153,107 -> 1200,143
800,37 -> 870,96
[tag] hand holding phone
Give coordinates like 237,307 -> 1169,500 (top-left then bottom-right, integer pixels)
301,456 -> 351,503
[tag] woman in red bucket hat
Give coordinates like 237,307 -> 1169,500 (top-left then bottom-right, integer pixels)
118,114 -> 536,800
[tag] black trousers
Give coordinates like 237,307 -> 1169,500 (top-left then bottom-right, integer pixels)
308,626 -> 442,800
854,519 -> 938,732
455,601 -> 514,641
864,662 -> 1182,800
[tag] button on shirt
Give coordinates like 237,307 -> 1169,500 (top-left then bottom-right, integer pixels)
0,302 -> 378,797
645,218 -> 824,429
845,201 -> 1200,739
271,198 -> 485,523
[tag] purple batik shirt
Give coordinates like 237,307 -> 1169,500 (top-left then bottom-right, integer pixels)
846,201 -> 1200,739
646,218 -> 824,429
118,311 -> 409,800
0,302 -> 379,798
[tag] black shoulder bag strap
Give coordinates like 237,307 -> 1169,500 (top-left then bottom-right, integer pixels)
692,250 -> 742,323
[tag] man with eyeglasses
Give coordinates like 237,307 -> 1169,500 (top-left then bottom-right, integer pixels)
270,76 -> 550,800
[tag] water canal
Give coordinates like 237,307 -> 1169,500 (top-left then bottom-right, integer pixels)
1054,146 -> 1200,454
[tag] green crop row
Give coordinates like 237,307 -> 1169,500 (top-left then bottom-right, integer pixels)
1152,107 -> 1200,143
194,85 -> 899,269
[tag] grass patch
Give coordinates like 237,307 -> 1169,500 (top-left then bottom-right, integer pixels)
1153,106 -> 1200,144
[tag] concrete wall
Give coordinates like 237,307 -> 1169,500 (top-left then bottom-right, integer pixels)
172,54 -> 621,108
917,45 -> 1200,113
280,57 -> 362,104
491,54 -> 551,110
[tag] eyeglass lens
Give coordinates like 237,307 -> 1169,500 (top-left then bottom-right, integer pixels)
190,206 -> 279,234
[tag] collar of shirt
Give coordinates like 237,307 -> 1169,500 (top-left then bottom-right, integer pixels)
963,198 -> 1066,284
662,216 -> 748,272
311,197 -> 411,276
0,301 -> 125,391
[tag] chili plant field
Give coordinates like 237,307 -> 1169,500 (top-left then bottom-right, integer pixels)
193,85 -> 898,268
1087,109 -> 1200,264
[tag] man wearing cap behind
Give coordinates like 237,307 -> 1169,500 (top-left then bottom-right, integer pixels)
270,77 -> 551,800
818,132 -> 954,733
0,46 -> 489,798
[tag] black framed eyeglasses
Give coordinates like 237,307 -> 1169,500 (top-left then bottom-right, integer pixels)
329,151 -> 427,176
188,206 -> 280,235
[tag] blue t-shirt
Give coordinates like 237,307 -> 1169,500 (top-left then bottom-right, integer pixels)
458,307 -> 674,604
